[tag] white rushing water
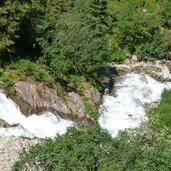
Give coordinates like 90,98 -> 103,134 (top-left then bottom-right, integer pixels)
99,72 -> 171,137
0,90 -> 73,138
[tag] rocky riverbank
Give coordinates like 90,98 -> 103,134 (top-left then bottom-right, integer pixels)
1,59 -> 171,170
0,136 -> 42,171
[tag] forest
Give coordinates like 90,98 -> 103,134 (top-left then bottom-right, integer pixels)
0,0 -> 171,170
0,0 -> 171,88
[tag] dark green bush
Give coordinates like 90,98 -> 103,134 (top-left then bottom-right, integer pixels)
38,0 -> 109,80
136,32 -> 171,60
150,90 -> 171,128
84,97 -> 98,120
108,0 -> 171,61
0,71 -> 13,86
7,59 -> 54,84
13,123 -> 171,171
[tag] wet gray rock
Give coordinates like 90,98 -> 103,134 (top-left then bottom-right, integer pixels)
8,80 -> 99,123
10,81 -> 70,119
67,92 -> 85,118
0,119 -> 18,128
99,66 -> 118,93
131,54 -> 138,61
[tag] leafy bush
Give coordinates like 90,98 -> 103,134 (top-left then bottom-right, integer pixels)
13,126 -> 113,171
110,48 -> 126,62
38,0 -> 109,80
0,0 -> 29,60
0,71 -> 16,95
7,59 -> 54,84
6,59 -> 68,97
108,0 -> 171,61
136,32 -> 171,60
13,123 -> 171,171
0,71 -> 13,86
84,97 -> 98,120
149,90 -> 171,128
161,0 -> 171,28
68,75 -> 86,94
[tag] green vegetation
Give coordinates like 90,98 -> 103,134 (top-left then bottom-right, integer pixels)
0,70 -> 16,95
84,97 -> 99,120
4,59 -> 67,97
39,0 -> 109,80
108,0 -> 171,61
6,59 -> 54,83
0,0 -> 170,96
0,70 -> 13,86
149,90 -> 171,129
0,0 -> 29,61
1,0 -> 170,88
13,90 -> 171,171
0,1 -> 171,170
13,124 -> 171,171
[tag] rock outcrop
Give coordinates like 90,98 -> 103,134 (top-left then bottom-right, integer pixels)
67,92 -> 85,118
0,81 -> 6,92
0,119 -> 18,128
166,63 -> 171,73
112,60 -> 171,82
10,81 -> 69,118
8,80 -> 100,124
82,82 -> 101,106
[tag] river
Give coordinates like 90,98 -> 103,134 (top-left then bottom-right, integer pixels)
0,61 -> 171,138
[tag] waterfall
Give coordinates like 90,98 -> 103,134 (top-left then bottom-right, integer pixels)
99,72 -> 171,137
0,90 -> 73,138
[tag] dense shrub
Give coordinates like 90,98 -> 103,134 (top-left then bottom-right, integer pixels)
149,90 -> 171,128
6,59 -> 54,83
37,0 -> 109,80
0,0 -> 29,62
108,0 -> 171,61
13,123 -> 171,171
136,32 -> 171,60
0,71 -> 13,86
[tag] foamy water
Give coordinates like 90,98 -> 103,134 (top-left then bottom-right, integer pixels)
99,72 -> 171,137
1,61 -> 171,138
0,90 -> 73,138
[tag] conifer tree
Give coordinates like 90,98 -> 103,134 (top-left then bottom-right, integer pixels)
39,0 -> 109,79
0,0 -> 29,61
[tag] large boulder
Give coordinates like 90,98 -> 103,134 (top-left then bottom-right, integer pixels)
9,80 -> 99,123
167,63 -> 171,73
67,92 -> 85,118
10,81 -> 70,118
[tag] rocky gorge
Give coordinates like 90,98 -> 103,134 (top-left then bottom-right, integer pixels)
0,60 -> 171,170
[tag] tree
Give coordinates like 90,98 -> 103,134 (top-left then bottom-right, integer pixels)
14,0 -> 76,60
108,0 -> 171,61
38,0 -> 109,79
0,0 -> 29,63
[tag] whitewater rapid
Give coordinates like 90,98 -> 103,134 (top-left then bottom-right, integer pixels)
1,62 -> 171,139
99,72 -> 171,137
0,90 -> 73,138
